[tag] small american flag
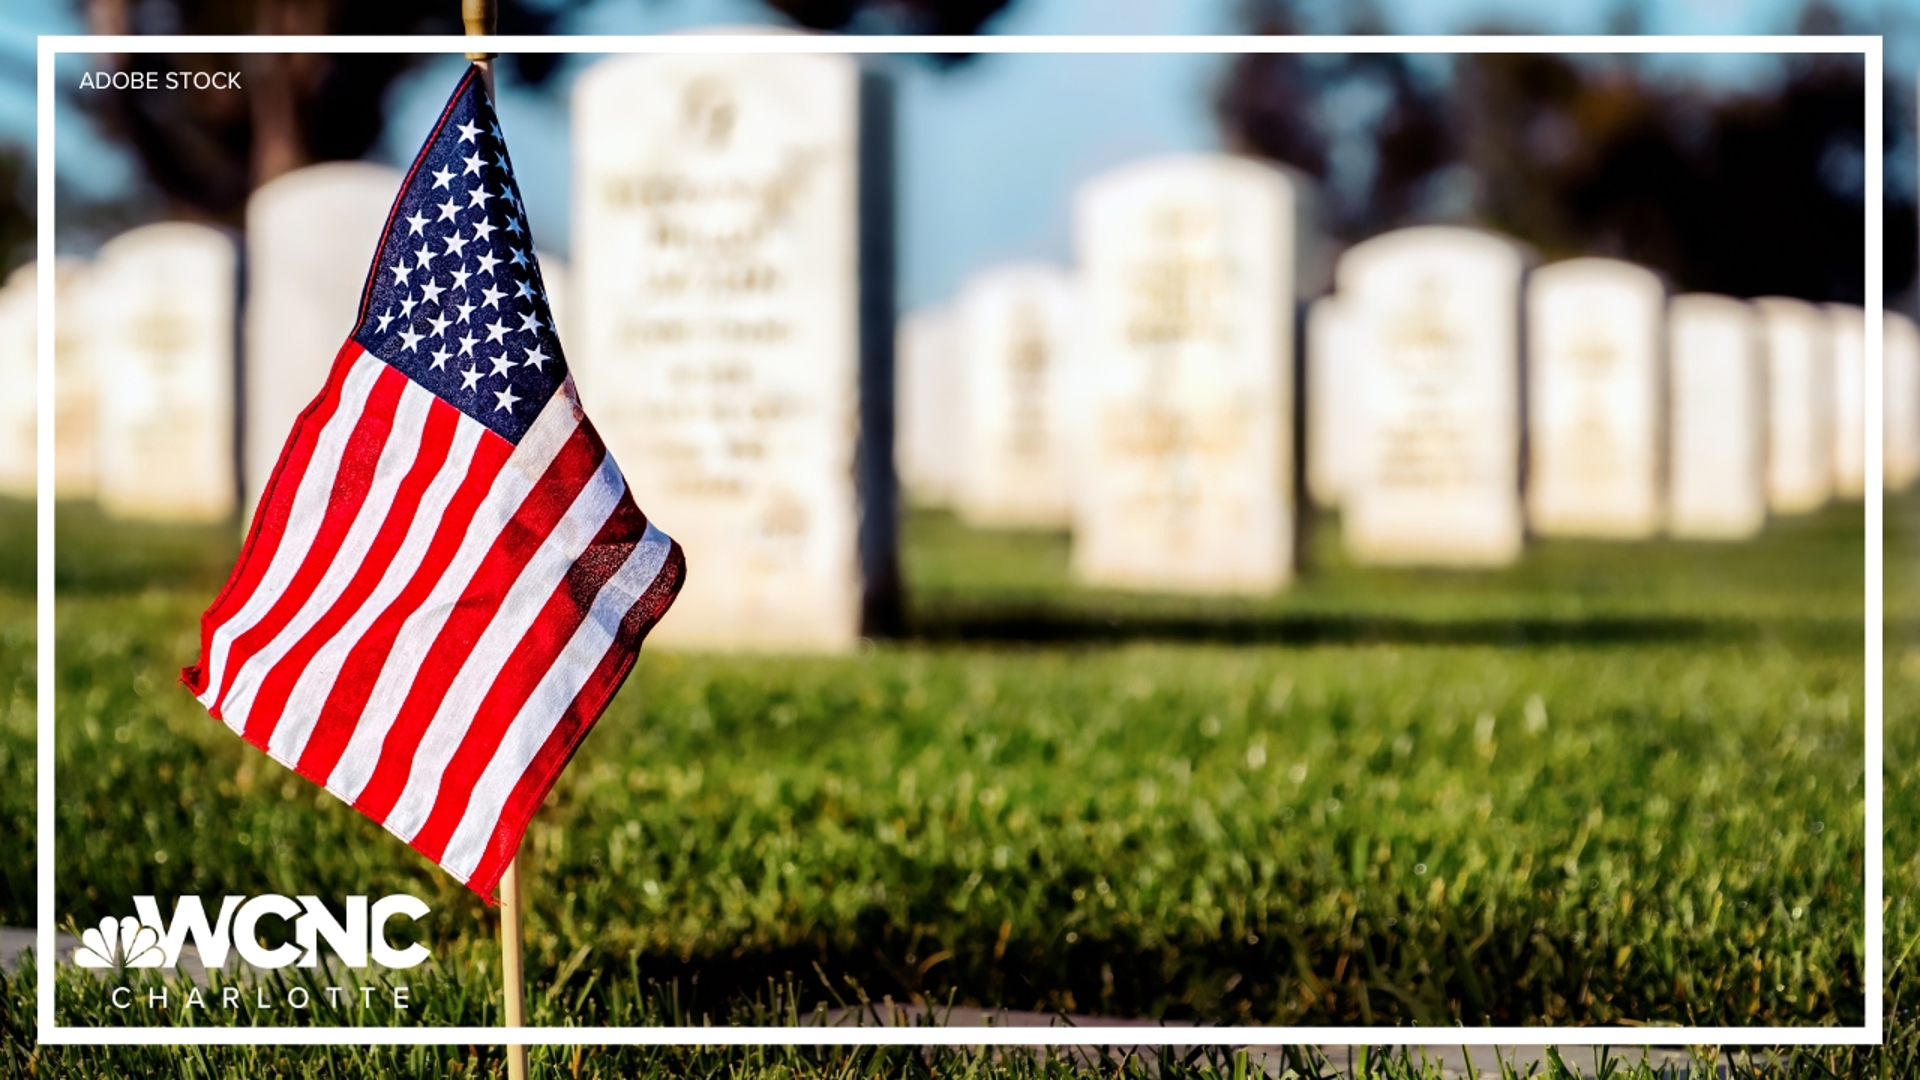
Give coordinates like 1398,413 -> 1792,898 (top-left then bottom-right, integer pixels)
183,66 -> 684,901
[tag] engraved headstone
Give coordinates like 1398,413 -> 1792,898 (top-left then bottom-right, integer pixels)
572,52 -> 895,650
952,263 -> 1077,528
52,258 -> 97,499
1666,294 -> 1765,539
895,306 -> 960,508
0,265 -> 33,497
87,223 -> 238,522
1888,311 -> 1920,491
1336,227 -> 1526,566
244,162 -> 404,516
1524,258 -> 1665,538
1754,296 -> 1833,514
1305,293 -> 1356,509
1071,154 -> 1297,593
1825,303 -> 1865,499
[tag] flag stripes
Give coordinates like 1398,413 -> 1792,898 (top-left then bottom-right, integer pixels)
185,344 -> 681,900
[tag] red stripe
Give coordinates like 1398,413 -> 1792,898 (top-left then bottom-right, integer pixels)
240,396 -> 463,751
292,427 -> 516,786
464,539 -> 686,900
350,423 -> 608,822
182,339 -> 364,697
215,365 -> 410,729
408,493 -> 650,863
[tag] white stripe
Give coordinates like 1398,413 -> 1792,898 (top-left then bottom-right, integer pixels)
441,520 -> 674,882
198,351 -> 385,727
265,417 -> 485,767
221,383 -> 435,734
325,380 -> 584,803
381,452 -> 628,842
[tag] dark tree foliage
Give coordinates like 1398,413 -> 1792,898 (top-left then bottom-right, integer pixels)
1216,2 -> 1913,304
767,0 -> 1011,36
76,0 -> 565,227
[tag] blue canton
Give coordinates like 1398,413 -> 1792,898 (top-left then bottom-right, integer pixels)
353,66 -> 564,445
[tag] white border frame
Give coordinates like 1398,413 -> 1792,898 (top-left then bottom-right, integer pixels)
34,32 -> 1885,1047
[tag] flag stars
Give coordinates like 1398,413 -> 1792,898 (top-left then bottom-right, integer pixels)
437,198 -> 461,222
475,252 -> 501,277
494,385 -> 521,413
398,293 -> 419,319
521,344 -> 549,371
420,279 -> 446,306
462,151 -> 484,177
516,311 -> 544,335
390,262 -> 413,287
508,247 -> 529,268
431,166 -> 455,190
397,327 -> 424,353
488,352 -> 515,379
458,119 -> 481,144
472,219 -> 496,243
430,345 -> 451,371
376,306 -> 397,332
428,312 -> 452,338
480,284 -> 505,310
460,364 -> 482,392
450,266 -> 471,292
443,232 -> 469,259
458,332 -> 478,358
513,278 -> 535,302
413,244 -> 435,270
504,216 -> 524,236
484,319 -> 509,345
455,300 -> 476,323
406,211 -> 429,236
467,186 -> 492,210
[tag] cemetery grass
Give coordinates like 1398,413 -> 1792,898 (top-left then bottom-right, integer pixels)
0,495 -> 1883,1039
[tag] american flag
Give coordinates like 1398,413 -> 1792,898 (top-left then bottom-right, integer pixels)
183,66 -> 684,901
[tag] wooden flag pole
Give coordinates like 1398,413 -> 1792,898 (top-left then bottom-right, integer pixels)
458,10 -> 520,1077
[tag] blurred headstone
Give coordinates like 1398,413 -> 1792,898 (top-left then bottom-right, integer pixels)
0,265 -> 33,498
952,263 -> 1076,528
1305,293 -> 1356,509
1667,294 -> 1765,539
572,52 -> 895,650
1524,258 -> 1665,538
895,306 -> 959,508
1754,297 -> 1833,514
87,223 -> 239,523
244,162 -> 403,519
1825,303 -> 1865,499
52,258 -> 97,499
1888,311 -> 1920,491
539,253 -> 573,350
1071,154 -> 1297,593
1336,226 -> 1526,566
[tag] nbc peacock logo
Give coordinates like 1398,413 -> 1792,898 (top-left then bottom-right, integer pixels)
74,915 -> 165,970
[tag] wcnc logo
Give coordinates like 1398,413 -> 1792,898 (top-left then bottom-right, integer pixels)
73,894 -> 431,971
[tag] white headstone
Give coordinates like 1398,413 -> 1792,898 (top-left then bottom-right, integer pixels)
86,224 -> 238,522
52,258 -> 96,499
1888,311 -> 1920,491
0,265 -> 34,498
1071,154 -> 1297,594
1666,294 -> 1765,539
895,306 -> 960,508
952,263 -> 1076,529
1754,296 -> 1834,514
1524,258 -> 1665,538
573,52 -> 881,650
1336,227 -> 1526,566
244,162 -> 403,516
1825,303 -> 1865,499
1305,293 -> 1356,509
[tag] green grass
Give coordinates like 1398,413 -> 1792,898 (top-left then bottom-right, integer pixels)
0,491 -> 1903,1075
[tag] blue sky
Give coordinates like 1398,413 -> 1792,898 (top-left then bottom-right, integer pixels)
13,0 -> 1918,308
